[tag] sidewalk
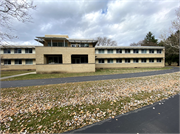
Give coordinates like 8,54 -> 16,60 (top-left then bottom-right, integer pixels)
0,72 -> 36,80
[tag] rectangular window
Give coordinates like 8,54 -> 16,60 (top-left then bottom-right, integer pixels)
125,49 -> 130,53
141,59 -> 147,63
71,55 -> 88,64
141,49 -> 147,53
133,49 -> 139,53
71,44 -> 76,47
157,58 -> 162,62
107,49 -> 113,53
25,48 -> 32,53
14,48 -> 21,53
98,59 -> 104,63
98,49 -> 104,54
149,49 -> 154,53
80,43 -> 89,47
116,49 -> 122,53
58,42 -> 63,47
47,55 -> 62,64
125,59 -> 130,63
116,59 -> 122,63
26,59 -> 33,64
107,59 -> 113,63
53,42 -> 58,46
4,49 -> 11,54
48,42 -> 51,46
15,59 -> 22,64
4,60 -> 11,65
157,50 -> 162,54
133,59 -> 139,63
149,58 -> 154,63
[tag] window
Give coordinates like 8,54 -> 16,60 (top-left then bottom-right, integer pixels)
58,42 -> 63,47
25,48 -> 32,53
4,49 -> 11,54
149,49 -> 154,53
125,49 -> 130,53
71,44 -> 76,47
107,49 -> 113,54
141,49 -> 147,53
80,43 -> 89,47
4,60 -> 11,65
48,42 -> 51,46
116,59 -> 122,63
26,59 -> 33,64
47,55 -> 62,64
15,59 -> 22,64
14,48 -> 21,53
98,59 -> 104,63
125,59 -> 130,63
149,58 -> 154,63
133,49 -> 139,53
157,50 -> 162,54
53,42 -> 58,46
133,59 -> 138,63
71,55 -> 88,64
116,49 -> 122,53
98,49 -> 104,54
141,59 -> 146,63
157,58 -> 162,62
107,59 -> 113,63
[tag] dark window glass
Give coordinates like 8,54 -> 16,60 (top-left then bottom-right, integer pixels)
116,59 -> 122,63
157,50 -> 162,53
4,49 -> 11,54
141,49 -> 147,53
98,59 -> 104,63
14,48 -> 21,53
15,59 -> 22,64
4,60 -> 11,65
141,59 -> 146,63
107,49 -> 113,53
157,58 -> 162,62
133,59 -> 138,63
107,59 -> 113,63
25,48 -> 32,53
125,49 -> 130,53
133,49 -> 139,53
149,58 -> 154,63
71,55 -> 88,64
125,59 -> 130,63
116,49 -> 122,53
149,49 -> 154,53
98,49 -> 104,54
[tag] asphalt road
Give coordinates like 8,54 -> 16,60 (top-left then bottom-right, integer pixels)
1,67 -> 179,88
66,94 -> 180,133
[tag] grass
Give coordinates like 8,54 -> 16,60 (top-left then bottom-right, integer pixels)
0,70 -> 35,77
1,72 -> 179,133
1,67 -> 172,81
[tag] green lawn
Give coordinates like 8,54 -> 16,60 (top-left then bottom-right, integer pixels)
1,67 -> 171,81
1,72 -> 179,133
1,70 -> 35,77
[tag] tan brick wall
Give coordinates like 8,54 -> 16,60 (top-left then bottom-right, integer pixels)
36,64 -> 95,73
1,65 -> 36,71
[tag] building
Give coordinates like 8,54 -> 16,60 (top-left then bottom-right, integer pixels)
0,35 -> 165,72
0,45 -> 36,70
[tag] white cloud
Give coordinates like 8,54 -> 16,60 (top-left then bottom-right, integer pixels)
6,0 -> 179,46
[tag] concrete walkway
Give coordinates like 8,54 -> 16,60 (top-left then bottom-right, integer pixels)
1,67 -> 179,88
0,72 -> 36,80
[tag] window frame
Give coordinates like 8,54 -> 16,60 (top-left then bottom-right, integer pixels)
4,59 -> 11,65
149,49 -> 154,53
15,59 -> 22,65
98,59 -> 104,63
125,59 -> 131,63
149,58 -> 154,63
25,48 -> 33,53
133,49 -> 139,54
133,59 -> 139,63
107,49 -> 113,54
107,59 -> 113,63
125,49 -> 131,54
116,49 -> 122,53
157,49 -> 162,54
141,59 -> 147,63
141,49 -> 147,54
116,59 -> 122,63
26,59 -> 33,65
3,49 -> 11,54
14,48 -> 22,54
98,49 -> 104,54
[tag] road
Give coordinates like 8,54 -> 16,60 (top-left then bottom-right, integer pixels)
66,94 -> 180,133
1,67 -> 179,88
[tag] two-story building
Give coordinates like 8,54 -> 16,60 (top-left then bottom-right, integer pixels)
0,35 -> 165,73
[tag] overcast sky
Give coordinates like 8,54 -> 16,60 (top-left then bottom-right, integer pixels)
10,0 -> 179,46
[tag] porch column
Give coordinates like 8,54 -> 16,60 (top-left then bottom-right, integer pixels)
51,40 -> 52,46
64,39 -> 65,47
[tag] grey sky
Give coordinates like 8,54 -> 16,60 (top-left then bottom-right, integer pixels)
10,0 -> 179,46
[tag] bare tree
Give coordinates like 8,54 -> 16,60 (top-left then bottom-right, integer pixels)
160,7 -> 180,49
96,36 -> 117,46
0,0 -> 36,45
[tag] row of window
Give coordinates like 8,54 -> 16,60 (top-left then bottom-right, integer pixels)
97,49 -> 162,54
3,48 -> 33,54
98,58 -> 162,63
4,59 -> 33,65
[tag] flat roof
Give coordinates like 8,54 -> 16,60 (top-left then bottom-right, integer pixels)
95,46 -> 165,49
0,45 -> 36,48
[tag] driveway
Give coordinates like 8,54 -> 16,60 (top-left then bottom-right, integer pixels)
1,67 -> 179,88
